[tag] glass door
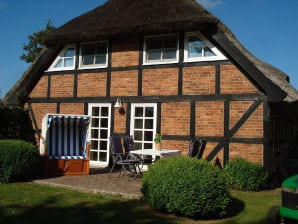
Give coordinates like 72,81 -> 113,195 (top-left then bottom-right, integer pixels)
88,103 -> 111,166
130,103 -> 157,150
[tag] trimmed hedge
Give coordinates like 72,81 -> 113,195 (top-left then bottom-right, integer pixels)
0,140 -> 42,183
224,157 -> 268,191
142,156 -> 231,219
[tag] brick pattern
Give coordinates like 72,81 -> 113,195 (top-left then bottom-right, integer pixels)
220,65 -> 259,94
161,102 -> 190,136
30,103 -> 57,129
183,66 -> 215,95
59,103 -> 84,115
110,70 -> 138,96
143,68 -> 178,96
77,72 -> 107,97
112,37 -> 139,67
114,103 -> 127,133
50,74 -> 74,97
29,75 -> 48,98
162,140 -> 189,155
196,101 -> 224,137
229,143 -> 263,164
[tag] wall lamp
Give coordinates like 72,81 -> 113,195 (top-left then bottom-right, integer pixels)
114,97 -> 125,115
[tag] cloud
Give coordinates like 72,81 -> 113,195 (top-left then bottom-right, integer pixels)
196,0 -> 223,8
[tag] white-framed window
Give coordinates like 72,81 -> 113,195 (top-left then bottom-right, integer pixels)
47,45 -> 76,71
130,103 -> 157,150
79,42 -> 108,69
143,35 -> 179,65
184,32 -> 226,62
88,103 -> 111,167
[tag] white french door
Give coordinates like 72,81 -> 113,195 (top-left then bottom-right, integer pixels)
88,103 -> 111,166
130,103 -> 157,150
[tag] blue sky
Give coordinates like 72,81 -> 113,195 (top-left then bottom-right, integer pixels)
0,0 -> 297,98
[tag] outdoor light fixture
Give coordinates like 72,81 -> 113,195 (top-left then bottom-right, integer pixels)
114,98 -> 122,108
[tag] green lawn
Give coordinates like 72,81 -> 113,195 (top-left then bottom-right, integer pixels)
0,183 -> 281,224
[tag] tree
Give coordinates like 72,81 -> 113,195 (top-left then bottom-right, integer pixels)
20,20 -> 56,63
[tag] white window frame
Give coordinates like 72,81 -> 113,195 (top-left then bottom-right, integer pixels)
79,41 -> 108,69
47,44 -> 76,71
143,34 -> 179,65
88,103 -> 111,167
130,103 -> 157,150
184,32 -> 226,62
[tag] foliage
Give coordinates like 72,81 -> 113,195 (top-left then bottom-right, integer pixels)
0,106 -> 35,143
0,140 -> 42,183
20,20 -> 56,63
142,156 -> 231,219
224,157 -> 268,191
153,133 -> 162,144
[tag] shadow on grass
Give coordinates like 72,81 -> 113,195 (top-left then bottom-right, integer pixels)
0,195 -> 177,224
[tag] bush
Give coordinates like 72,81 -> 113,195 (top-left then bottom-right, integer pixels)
0,140 -> 42,183
224,158 -> 268,191
142,156 -> 231,219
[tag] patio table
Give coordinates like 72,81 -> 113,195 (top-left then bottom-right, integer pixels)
129,149 -> 181,158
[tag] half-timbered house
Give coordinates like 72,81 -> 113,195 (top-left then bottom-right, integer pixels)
4,0 -> 298,171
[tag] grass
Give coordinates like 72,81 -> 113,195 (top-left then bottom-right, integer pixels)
0,182 -> 281,224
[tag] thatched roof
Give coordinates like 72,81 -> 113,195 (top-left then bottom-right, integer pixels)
4,0 -> 298,106
44,0 -> 218,44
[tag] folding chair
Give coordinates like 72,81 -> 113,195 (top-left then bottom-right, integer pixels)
109,135 -> 141,179
188,137 -> 206,159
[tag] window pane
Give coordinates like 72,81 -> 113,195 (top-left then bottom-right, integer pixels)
144,131 -> 153,141
204,46 -> 216,57
147,39 -> 162,50
92,107 -> 99,116
145,119 -> 153,129
188,47 -> 202,58
134,119 -> 143,129
91,129 -> 98,138
134,142 -> 142,150
188,36 -> 203,58
135,107 -> 143,117
147,51 -> 161,61
96,45 -> 107,54
163,50 -> 176,59
100,141 -> 107,150
99,152 -> 107,161
134,131 -> 143,141
145,107 -> 154,117
164,38 -> 177,49
64,58 -> 74,67
64,48 -> 75,57
91,141 -> 98,149
95,55 -> 106,64
100,130 -> 108,139
144,143 -> 153,149
54,59 -> 63,68
101,118 -> 108,128
90,151 -> 98,160
91,118 -> 99,127
82,46 -> 95,55
82,56 -> 94,65
101,107 -> 109,116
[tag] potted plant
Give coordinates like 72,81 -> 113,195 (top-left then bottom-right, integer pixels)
154,133 -> 162,151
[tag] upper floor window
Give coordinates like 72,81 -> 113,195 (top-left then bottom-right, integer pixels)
48,45 -> 76,71
79,42 -> 108,69
144,35 -> 179,65
184,32 -> 226,62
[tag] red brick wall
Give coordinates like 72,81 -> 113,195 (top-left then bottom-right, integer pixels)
196,101 -> 224,137
114,103 -> 127,134
29,75 -> 48,98
50,74 -> 74,97
59,103 -> 84,115
110,70 -> 138,96
30,103 -> 57,129
161,102 -> 190,136
77,72 -> 107,97
183,66 -> 216,95
221,65 -> 259,94
112,37 -> 139,67
143,68 -> 178,95
230,143 -> 263,164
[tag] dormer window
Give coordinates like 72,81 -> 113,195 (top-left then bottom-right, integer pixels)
48,45 -> 76,71
144,35 -> 179,65
184,32 -> 226,62
79,42 -> 108,69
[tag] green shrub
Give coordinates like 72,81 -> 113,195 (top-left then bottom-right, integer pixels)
142,156 -> 231,219
224,157 -> 268,191
0,140 -> 42,183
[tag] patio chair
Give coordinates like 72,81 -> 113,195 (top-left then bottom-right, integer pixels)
197,139 -> 206,159
188,137 -> 206,159
109,135 -> 141,179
